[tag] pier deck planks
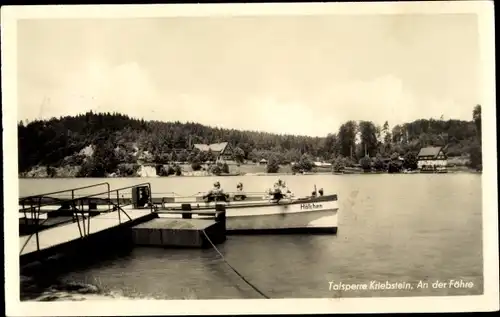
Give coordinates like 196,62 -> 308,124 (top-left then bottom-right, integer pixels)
19,208 -> 153,256
132,218 -> 222,248
133,218 -> 217,231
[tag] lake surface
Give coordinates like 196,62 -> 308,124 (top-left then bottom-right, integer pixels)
18,174 -> 483,299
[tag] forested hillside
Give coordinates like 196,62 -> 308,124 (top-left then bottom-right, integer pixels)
17,105 -> 482,177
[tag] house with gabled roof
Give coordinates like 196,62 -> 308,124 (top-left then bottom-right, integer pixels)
417,146 -> 447,171
192,142 -> 234,163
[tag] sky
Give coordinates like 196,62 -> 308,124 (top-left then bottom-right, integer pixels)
17,14 -> 481,137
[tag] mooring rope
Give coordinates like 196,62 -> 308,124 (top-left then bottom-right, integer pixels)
201,230 -> 270,299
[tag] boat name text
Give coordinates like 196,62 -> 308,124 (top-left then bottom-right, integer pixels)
300,203 -> 323,210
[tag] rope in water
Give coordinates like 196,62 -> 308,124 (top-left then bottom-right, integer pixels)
201,230 -> 270,299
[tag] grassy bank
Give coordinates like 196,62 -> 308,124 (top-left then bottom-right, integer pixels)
19,163 -> 291,178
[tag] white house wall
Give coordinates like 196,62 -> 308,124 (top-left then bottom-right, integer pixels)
417,160 -> 447,168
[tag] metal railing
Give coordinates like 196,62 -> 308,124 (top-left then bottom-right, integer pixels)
19,183 -> 154,256
19,182 -> 111,215
19,182 -> 111,240
157,191 -> 269,198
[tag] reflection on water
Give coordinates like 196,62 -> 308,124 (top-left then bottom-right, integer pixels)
19,174 -> 483,299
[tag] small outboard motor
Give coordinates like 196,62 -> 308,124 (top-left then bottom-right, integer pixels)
132,185 -> 150,208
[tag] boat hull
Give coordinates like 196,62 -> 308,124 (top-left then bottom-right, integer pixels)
226,205 -> 338,234
158,195 -> 339,234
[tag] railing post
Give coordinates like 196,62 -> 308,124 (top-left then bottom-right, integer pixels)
87,207 -> 91,236
107,183 -> 111,212
117,190 -> 121,224
81,199 -> 86,237
22,201 -> 27,226
35,196 -> 41,252
74,199 -> 83,238
149,183 -> 153,213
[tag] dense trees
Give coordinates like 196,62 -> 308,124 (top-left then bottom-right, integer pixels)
337,121 -> 358,158
473,104 -> 482,141
469,105 -> 482,170
403,152 -> 418,170
357,121 -> 379,158
17,105 -> 482,175
266,155 -> 280,173
359,156 -> 372,171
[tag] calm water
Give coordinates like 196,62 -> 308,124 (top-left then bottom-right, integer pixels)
18,174 -> 483,299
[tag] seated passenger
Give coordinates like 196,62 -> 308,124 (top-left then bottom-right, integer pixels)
271,179 -> 292,201
273,179 -> 283,191
234,182 -> 247,201
281,181 -> 291,194
311,187 -> 324,198
203,181 -> 227,202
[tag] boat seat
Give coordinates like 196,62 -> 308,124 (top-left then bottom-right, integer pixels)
233,194 -> 247,201
206,194 -> 228,203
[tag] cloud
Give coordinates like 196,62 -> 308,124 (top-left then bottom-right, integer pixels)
240,97 -> 338,136
313,75 -> 419,125
23,60 -> 163,120
20,63 -> 472,138
17,15 -> 479,137
65,60 -> 162,116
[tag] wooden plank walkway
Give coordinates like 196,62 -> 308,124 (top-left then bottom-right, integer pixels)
19,208 -> 153,256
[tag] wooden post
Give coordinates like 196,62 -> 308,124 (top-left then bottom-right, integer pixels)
215,204 -> 227,242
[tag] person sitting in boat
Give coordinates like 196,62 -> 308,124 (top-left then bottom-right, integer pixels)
273,179 -> 284,191
203,181 -> 228,202
233,182 -> 247,201
311,187 -> 324,197
271,178 -> 292,201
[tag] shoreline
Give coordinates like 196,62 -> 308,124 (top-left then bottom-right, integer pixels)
19,169 -> 481,179
19,160 -> 481,179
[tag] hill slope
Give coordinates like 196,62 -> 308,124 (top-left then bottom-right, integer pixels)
17,105 -> 482,176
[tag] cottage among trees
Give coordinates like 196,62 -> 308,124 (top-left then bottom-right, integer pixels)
417,146 -> 447,172
192,142 -> 234,163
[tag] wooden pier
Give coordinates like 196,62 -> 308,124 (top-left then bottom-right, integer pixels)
18,183 -> 158,265
20,208 -> 154,256
18,182 -> 228,267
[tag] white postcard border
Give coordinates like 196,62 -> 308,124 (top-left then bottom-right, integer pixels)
2,1 -> 498,316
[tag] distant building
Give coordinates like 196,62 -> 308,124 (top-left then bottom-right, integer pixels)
192,142 -> 234,163
417,146 -> 447,171
259,158 -> 268,165
314,161 -> 332,167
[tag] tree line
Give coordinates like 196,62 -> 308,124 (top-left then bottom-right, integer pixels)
17,105 -> 482,177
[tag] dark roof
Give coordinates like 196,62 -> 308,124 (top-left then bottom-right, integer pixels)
417,146 -> 444,158
193,142 -> 228,153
